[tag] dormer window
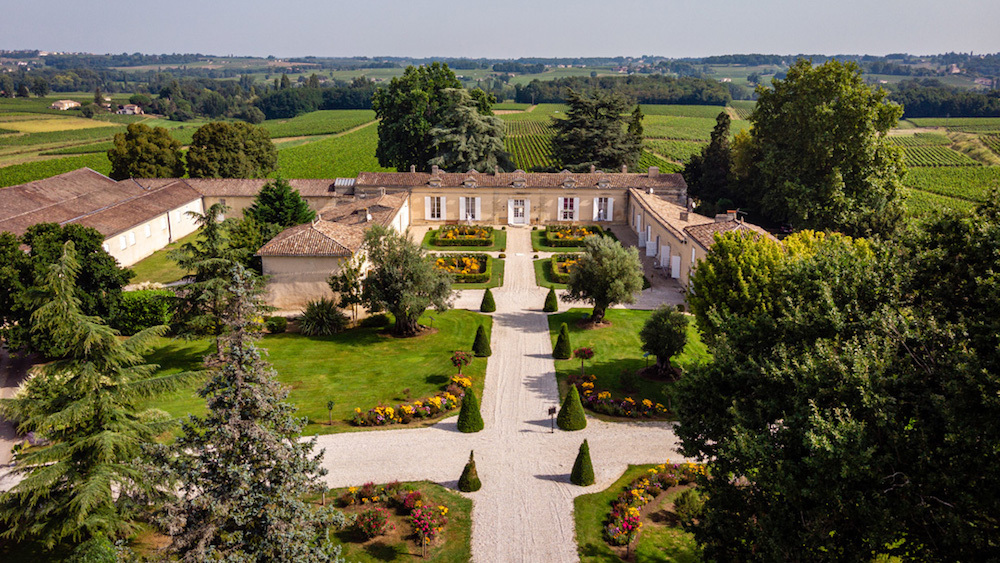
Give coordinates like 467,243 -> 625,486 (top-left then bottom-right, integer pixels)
562,179 -> 576,189
464,178 -> 477,189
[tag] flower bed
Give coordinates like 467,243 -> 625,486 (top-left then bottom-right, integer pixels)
433,254 -> 492,284
432,225 -> 495,247
569,374 -> 670,419
352,389 -> 463,426
336,481 -> 452,551
549,253 -> 580,284
545,225 -> 605,247
603,461 -> 704,546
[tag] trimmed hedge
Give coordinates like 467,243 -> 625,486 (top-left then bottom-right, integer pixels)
459,451 -> 482,492
557,385 -> 587,431
109,289 -> 174,335
472,325 -> 491,357
480,288 -> 496,312
544,225 -> 605,247
432,225 -> 495,247
570,439 -> 595,486
543,287 -> 558,313
457,390 -> 485,433
553,322 -> 572,359
433,254 -> 492,284
265,316 -> 288,334
549,253 -> 580,284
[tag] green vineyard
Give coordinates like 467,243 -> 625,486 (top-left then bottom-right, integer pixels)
505,135 -> 556,171
908,117 -> 1000,133
904,187 -> 977,217
505,120 -> 553,136
643,139 -> 705,164
890,133 -> 953,147
905,166 -> 1000,202
901,146 -> 981,167
983,135 -> 1000,157
639,104 -> 729,119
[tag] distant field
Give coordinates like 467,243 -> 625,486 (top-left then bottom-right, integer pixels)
2,117 -> 115,133
275,123 -> 390,178
260,109 -> 375,138
983,135 -> 1000,157
638,151 -> 681,173
889,133 -> 952,147
643,115 -> 750,141
729,100 -> 755,119
39,141 -> 115,156
505,120 -> 552,136
0,125 -> 123,148
501,104 -> 568,122
909,117 -> 1000,133
901,146 -> 981,167
493,102 -> 532,111
644,139 -> 704,163
904,166 -> 1000,202
640,104 -> 728,119
0,153 -> 112,188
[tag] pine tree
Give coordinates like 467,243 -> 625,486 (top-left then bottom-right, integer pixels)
457,389 -> 484,433
570,439 -> 595,486
458,451 -> 482,492
480,288 -> 496,312
0,242 -> 195,547
472,324 -> 491,357
557,385 -> 587,431
154,265 -> 332,561
553,322 -> 572,359
244,176 -> 315,227
544,287 -> 558,312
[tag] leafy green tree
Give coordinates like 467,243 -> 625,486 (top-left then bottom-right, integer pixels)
557,385 -> 587,431
107,123 -> 185,180
360,225 -> 452,337
0,242 -> 193,547
244,176 -> 316,227
563,235 -> 644,323
748,59 -> 906,236
153,265 -> 333,562
457,390 -> 484,433
280,73 -> 291,89
551,90 -> 642,173
427,88 -> 512,173
186,121 -> 278,179
93,86 -> 102,105
30,77 -> 49,97
225,215 -> 283,272
683,112 -> 736,216
570,439 -> 595,486
639,305 -> 688,373
458,451 -> 482,492
17,82 -> 30,98
0,74 -> 15,97
328,254 -> 364,322
628,105 -> 644,138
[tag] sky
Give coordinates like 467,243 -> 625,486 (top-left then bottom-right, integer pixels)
2,0 -> 998,59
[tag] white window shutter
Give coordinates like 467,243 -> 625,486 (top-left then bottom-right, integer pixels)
507,199 -> 514,225
424,196 -> 432,220
474,197 -> 481,220
524,199 -> 531,223
144,224 -> 151,237
127,232 -> 136,246
119,236 -> 126,250
606,198 -> 614,222
440,197 -> 446,221
592,198 -> 600,221
160,217 -> 167,230
459,197 -> 466,220
573,197 -> 580,221
557,197 -> 564,220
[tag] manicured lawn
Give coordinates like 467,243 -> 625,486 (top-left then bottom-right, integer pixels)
533,258 -> 568,289
452,258 -> 504,289
548,309 -> 709,410
139,309 -> 491,435
327,481 -> 472,563
128,230 -> 200,284
575,465 -> 700,563
421,228 -> 506,252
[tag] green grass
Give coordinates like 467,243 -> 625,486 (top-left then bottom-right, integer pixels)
575,464 -> 700,563
421,229 -> 506,252
909,117 -> 1000,132
328,481 -> 472,563
0,125 -> 122,147
140,309 -> 491,435
128,230 -> 200,284
261,109 -> 375,138
642,115 -> 751,141
501,104 -> 569,122
534,258 -> 568,289
276,124 -> 392,178
0,153 -> 112,188
493,102 -> 532,111
548,309 -> 709,408
39,141 -> 114,155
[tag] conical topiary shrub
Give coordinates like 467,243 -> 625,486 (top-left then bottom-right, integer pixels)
480,288 -> 496,313
472,324 -> 491,357
457,389 -> 484,433
543,287 -> 558,313
570,439 -> 595,486
553,322 -> 572,359
557,385 -> 587,431
458,451 -> 482,492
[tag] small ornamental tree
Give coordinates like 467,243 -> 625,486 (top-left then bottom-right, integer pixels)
564,235 -> 644,323
472,324 -> 491,357
457,390 -> 484,433
553,322 -> 572,359
544,287 -> 558,312
557,385 -> 587,431
574,347 -> 595,376
639,305 -> 689,375
570,439 -> 595,486
458,451 -> 482,492
451,350 -> 472,375
480,288 -> 496,312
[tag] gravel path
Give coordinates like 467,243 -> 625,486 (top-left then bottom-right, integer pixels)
315,227 -> 689,562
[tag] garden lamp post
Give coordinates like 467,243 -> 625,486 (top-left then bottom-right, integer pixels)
548,406 -> 557,433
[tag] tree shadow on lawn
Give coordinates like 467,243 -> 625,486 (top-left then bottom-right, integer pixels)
578,542 -> 622,563
364,541 -> 406,561
146,341 -> 210,372
425,374 -> 449,385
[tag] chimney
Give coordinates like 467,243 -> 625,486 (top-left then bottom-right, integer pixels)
590,164 -> 596,173
431,165 -> 440,175
378,187 -> 386,197
621,164 -> 627,173
410,165 -> 416,173
648,166 -> 659,177
680,212 -> 689,222
715,212 -> 737,223
647,187 -> 654,194
686,198 -> 695,212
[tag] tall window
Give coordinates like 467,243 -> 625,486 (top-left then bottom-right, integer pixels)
465,197 -> 476,220
430,196 -> 443,220
597,197 -> 609,221
561,197 -> 575,221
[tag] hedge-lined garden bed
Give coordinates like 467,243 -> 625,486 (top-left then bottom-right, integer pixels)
545,225 -> 605,247
423,227 -> 506,252
549,253 -> 580,284
433,254 -> 492,284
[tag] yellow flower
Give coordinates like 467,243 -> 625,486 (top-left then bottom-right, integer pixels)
438,505 -> 448,515
348,487 -> 358,493
354,407 -> 361,414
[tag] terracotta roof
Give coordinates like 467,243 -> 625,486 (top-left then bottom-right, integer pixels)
684,220 -> 777,250
136,178 -> 341,197
355,170 -> 686,190
318,192 -> 409,225
628,188 -> 714,242
72,181 -> 202,237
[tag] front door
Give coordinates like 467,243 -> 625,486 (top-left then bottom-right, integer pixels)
512,199 -> 526,224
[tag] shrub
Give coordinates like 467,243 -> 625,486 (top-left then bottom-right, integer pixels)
480,288 -> 496,312
109,289 -> 173,335
400,491 -> 423,512
544,287 -> 559,312
67,533 -> 117,563
557,385 -> 587,431
553,322 -> 572,359
265,315 -> 288,333
457,389 -> 484,433
673,488 -> 705,529
472,325 -> 491,357
570,439 -> 595,486
410,505 -> 449,544
458,451 -> 482,492
359,313 -> 391,328
640,305 -> 688,373
298,298 -> 349,336
138,408 -> 172,424
498,253 -> 506,259
451,350 -> 472,374
549,253 -> 580,284
355,507 -> 391,539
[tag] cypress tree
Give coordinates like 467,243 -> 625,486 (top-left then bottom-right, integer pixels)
543,287 -> 558,312
458,451 -> 482,492
472,324 -> 491,357
557,385 -> 587,431
570,439 -> 595,486
457,389 -> 484,433
553,322 -> 572,359
480,288 -> 496,312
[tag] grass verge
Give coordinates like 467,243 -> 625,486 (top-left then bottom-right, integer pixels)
533,258 -> 568,289
128,230 -> 200,284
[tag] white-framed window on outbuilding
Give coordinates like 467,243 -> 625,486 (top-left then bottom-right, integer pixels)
102,242 -> 110,253
127,232 -> 136,246
144,224 -> 151,238
119,235 -> 127,250
425,196 -> 445,220
160,217 -> 168,231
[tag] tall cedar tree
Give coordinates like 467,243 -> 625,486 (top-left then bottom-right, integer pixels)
427,88 -> 513,173
360,225 -> 452,336
244,176 -> 316,227
153,266 -> 333,562
563,235 -> 644,322
551,90 -> 642,173
169,203 -> 240,362
107,123 -> 185,180
748,59 -> 906,237
372,63 -> 494,172
0,242 -> 194,547
186,121 -> 278,179
683,112 -> 736,217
